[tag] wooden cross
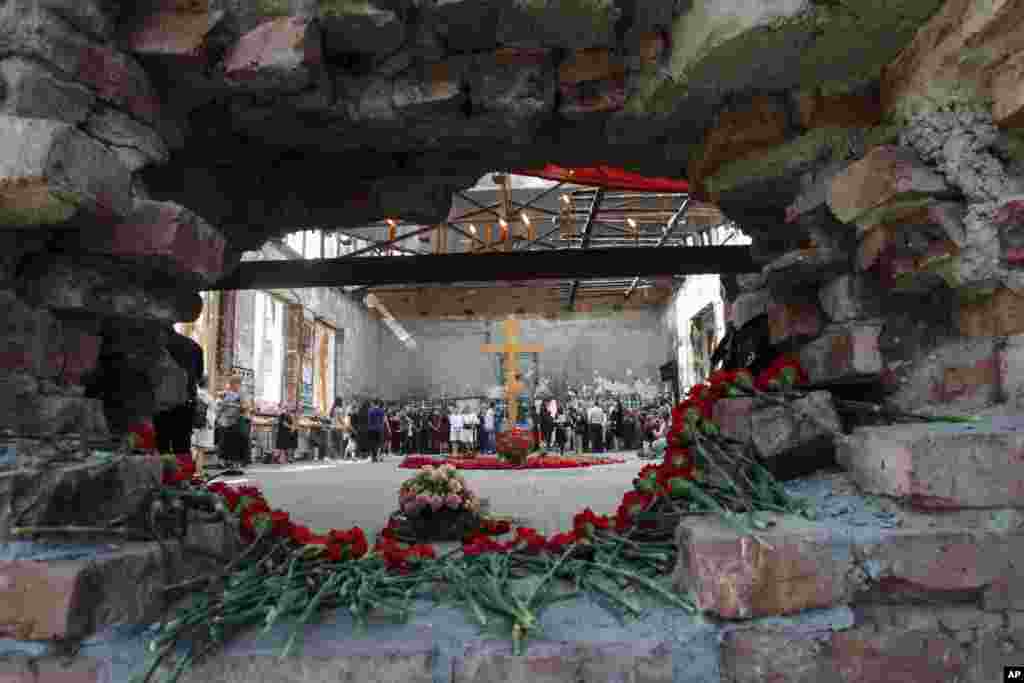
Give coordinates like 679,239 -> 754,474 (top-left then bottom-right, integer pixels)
481,318 -> 543,426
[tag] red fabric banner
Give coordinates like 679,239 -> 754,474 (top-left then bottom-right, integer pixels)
511,165 -> 689,193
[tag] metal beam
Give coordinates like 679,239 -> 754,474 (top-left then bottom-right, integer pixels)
209,245 -> 759,290
625,198 -> 690,299
567,188 -> 605,308
333,227 -> 426,256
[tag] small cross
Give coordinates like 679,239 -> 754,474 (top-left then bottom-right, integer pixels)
481,318 -> 543,425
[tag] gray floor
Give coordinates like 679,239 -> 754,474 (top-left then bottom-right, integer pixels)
218,452 -> 645,540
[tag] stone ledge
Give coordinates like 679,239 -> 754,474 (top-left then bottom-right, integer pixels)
798,323 -> 883,384
721,603 -> 1020,683
0,456 -> 160,538
673,474 -> 1024,619
0,521 -> 236,642
0,655 -> 109,683
837,420 -> 1024,509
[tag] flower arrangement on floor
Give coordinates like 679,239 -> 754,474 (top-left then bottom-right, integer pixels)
495,427 -> 532,465
393,464 -> 482,541
138,481 -> 695,681
398,454 -> 625,470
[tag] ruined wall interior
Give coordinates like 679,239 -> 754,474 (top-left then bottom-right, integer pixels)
1,0 -> 1024,680
380,310 -> 671,402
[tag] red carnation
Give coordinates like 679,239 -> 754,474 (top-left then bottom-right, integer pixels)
546,531 -> 578,553
572,508 -> 610,538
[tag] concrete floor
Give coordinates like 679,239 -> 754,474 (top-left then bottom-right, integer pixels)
218,452 -> 645,540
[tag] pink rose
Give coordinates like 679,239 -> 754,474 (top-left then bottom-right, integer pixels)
429,495 -> 444,512
445,494 -> 462,509
403,500 -> 418,514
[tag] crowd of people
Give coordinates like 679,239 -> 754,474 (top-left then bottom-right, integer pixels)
191,385 -> 676,472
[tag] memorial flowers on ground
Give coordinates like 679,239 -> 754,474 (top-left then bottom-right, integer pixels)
143,356 -> 825,680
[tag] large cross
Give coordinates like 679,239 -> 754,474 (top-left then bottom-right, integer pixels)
481,318 -> 543,426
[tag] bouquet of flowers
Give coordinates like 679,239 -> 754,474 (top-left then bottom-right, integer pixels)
399,464 -> 481,518
495,427 -> 532,464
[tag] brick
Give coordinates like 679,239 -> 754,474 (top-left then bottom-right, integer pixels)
223,16 -> 322,93
796,89 -> 882,130
0,456 -> 161,537
886,338 -> 999,415
799,324 -> 883,384
0,543 -> 170,640
722,604 -> 1013,683
763,248 -> 848,295
712,397 -> 755,444
730,289 -> 771,328
180,631 -> 435,683
827,146 -> 949,225
0,519 -> 230,643
957,287 -> 1024,337
713,392 -> 840,470
321,3 -> 405,56
558,48 -> 624,85
57,329 -> 101,387
857,225 -> 890,271
83,201 -> 227,285
819,273 -> 882,322
837,421 -> 1024,509
0,115 -> 133,229
674,498 -> 1024,619
124,5 -> 227,62
559,77 -> 626,117
674,514 -> 851,620
688,96 -> 789,192
767,301 -> 822,344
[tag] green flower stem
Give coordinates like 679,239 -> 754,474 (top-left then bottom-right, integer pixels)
590,563 -> 694,613
281,572 -> 345,659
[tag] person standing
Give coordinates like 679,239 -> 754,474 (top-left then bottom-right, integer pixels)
610,400 -> 624,451
449,406 -> 463,457
367,400 -> 385,462
389,409 -> 402,456
483,403 -> 496,454
215,375 -> 245,470
554,407 -> 567,456
154,329 -> 204,456
192,375 -> 215,474
587,401 -> 605,454
577,405 -> 590,453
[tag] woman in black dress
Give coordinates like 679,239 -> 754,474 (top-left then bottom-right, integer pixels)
274,406 -> 299,463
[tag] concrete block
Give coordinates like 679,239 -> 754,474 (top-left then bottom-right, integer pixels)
837,421 -> 1024,509
0,456 -> 161,538
19,257 -> 202,324
799,324 -> 883,384
674,499 -> 1024,619
0,543 -> 175,640
713,392 -> 840,476
0,291 -> 62,378
83,108 -> 168,173
958,287 -> 1024,337
0,394 -> 107,439
886,337 -> 999,415
674,514 -> 851,620
827,146 -> 950,225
